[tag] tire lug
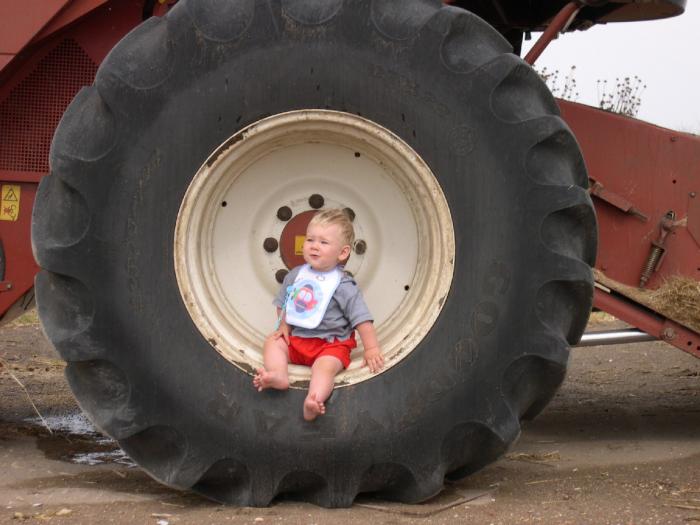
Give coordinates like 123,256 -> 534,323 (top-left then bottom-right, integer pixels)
275,269 -> 289,283
263,238 -> 278,253
277,206 -> 292,221
308,194 -> 324,209
354,239 -> 367,254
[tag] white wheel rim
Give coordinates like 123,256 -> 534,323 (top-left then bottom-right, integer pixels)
174,110 -> 454,387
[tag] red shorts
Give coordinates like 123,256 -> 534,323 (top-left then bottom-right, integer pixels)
288,334 -> 356,369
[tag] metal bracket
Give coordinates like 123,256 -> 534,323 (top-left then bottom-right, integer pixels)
688,191 -> 700,247
639,211 -> 676,287
589,180 -> 648,222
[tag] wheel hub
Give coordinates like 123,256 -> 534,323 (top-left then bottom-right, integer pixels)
174,110 -> 455,387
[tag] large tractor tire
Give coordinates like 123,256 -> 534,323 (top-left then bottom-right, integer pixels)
32,0 -> 596,507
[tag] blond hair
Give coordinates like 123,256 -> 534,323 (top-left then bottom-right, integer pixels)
308,208 -> 355,246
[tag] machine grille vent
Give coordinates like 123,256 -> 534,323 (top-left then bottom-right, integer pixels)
0,38 -> 97,173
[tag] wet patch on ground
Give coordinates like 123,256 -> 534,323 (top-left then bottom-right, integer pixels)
0,413 -> 135,468
29,413 -> 135,467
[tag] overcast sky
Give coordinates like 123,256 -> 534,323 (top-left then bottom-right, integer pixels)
521,3 -> 699,133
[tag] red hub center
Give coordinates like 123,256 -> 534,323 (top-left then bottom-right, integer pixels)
279,210 -> 317,270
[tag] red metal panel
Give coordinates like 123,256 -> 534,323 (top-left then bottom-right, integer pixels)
0,0 -> 71,67
0,1 -> 143,178
0,171 -> 43,184
0,38 -> 98,174
59,1 -> 144,68
0,0 -> 144,319
32,0 -> 109,45
0,0 -> 120,78
559,100 -> 700,289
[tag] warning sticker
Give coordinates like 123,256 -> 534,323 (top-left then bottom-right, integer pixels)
0,185 -> 20,222
294,235 -> 305,256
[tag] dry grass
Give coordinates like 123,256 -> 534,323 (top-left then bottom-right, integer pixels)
506,451 -> 561,464
7,308 -> 39,328
649,276 -> 700,330
588,311 -> 617,324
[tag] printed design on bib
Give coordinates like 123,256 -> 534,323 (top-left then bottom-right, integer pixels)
285,264 -> 343,329
290,281 -> 322,318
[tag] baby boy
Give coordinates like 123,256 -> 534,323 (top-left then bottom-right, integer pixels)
253,208 -> 383,420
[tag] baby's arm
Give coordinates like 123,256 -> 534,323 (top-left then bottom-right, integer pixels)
272,268 -> 300,344
357,321 -> 384,373
268,307 -> 290,344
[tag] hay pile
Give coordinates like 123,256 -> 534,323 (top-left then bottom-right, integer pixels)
594,270 -> 700,334
647,276 -> 700,332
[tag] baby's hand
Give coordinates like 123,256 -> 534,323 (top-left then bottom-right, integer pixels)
362,347 -> 384,373
267,323 -> 290,344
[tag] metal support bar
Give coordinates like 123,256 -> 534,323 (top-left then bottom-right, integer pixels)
0,170 -> 44,184
593,288 -> 700,359
576,328 -> 656,347
524,1 -> 582,65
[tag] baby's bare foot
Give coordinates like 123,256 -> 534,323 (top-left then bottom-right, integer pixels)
253,368 -> 289,391
303,393 -> 326,421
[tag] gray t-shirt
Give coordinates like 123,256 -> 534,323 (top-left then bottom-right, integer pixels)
273,265 -> 373,342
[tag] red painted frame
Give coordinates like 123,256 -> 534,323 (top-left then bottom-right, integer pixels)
595,288 -> 700,359
560,101 -> 700,287
0,1 -> 143,323
560,100 -> 700,356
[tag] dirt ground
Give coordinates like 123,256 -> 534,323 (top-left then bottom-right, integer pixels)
1,312 -> 699,524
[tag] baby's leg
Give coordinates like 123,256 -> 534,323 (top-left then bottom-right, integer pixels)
303,356 -> 343,421
253,337 -> 290,391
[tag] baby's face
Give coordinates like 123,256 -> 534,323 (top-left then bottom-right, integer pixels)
303,223 -> 351,272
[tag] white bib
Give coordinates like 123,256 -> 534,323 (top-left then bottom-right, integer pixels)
284,264 -> 343,329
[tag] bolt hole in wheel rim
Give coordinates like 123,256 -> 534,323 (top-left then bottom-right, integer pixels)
175,110 -> 455,386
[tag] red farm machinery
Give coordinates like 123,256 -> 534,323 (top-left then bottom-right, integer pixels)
1,0 -> 697,508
